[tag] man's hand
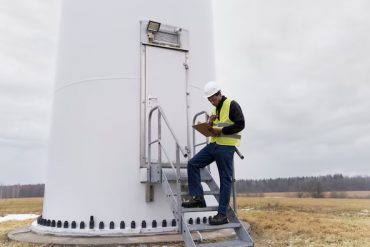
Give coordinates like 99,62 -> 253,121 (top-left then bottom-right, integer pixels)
208,115 -> 217,125
209,127 -> 222,137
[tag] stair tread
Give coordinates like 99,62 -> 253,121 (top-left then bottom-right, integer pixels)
146,162 -> 188,168
182,206 -> 218,212
179,176 -> 212,182
160,162 -> 254,246
188,222 -> 240,231
163,167 -> 213,182
160,162 -> 187,168
180,191 -> 219,196
162,170 -> 211,182
197,239 -> 253,247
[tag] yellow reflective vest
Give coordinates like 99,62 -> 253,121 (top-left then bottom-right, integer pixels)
210,98 -> 241,147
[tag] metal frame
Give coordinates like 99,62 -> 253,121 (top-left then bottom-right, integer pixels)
148,106 -> 189,233
202,166 -> 254,246
147,109 -> 253,246
140,20 -> 190,168
192,111 -> 209,155
147,105 -> 188,198
140,23 -> 147,167
233,147 -> 244,216
184,52 -> 191,158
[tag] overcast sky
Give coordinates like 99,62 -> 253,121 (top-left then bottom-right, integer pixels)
1,1 -> 370,184
0,0 -> 58,184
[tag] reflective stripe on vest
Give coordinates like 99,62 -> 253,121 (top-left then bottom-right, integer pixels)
210,98 -> 241,147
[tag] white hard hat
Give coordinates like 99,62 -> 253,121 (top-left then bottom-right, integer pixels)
204,81 -> 221,98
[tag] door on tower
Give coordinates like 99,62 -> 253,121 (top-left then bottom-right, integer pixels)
143,45 -> 189,166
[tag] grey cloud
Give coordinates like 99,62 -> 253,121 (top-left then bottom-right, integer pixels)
0,0 -> 58,184
1,1 -> 370,184
215,0 -> 370,179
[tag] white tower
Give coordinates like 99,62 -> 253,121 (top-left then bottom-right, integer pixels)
33,0 -> 215,235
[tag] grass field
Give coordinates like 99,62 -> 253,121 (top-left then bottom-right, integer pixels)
238,197 -> 370,246
0,198 -> 42,247
1,197 -> 370,246
240,191 -> 370,199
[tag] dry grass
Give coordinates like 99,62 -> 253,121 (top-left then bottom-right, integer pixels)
0,198 -> 43,216
1,197 -> 370,246
238,197 -> 370,246
240,190 -> 370,199
0,198 -> 43,246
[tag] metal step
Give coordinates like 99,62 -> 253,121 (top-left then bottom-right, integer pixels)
188,222 -> 241,232
179,191 -> 219,196
144,162 -> 188,168
182,206 -> 218,212
155,168 -> 211,182
160,162 -> 188,168
179,176 -> 212,182
197,239 -> 253,247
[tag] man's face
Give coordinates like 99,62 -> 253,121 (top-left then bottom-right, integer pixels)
208,93 -> 222,107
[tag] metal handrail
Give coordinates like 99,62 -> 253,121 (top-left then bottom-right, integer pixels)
232,147 -> 244,216
158,141 -> 178,176
148,105 -> 186,230
192,111 -> 209,155
149,106 -> 188,158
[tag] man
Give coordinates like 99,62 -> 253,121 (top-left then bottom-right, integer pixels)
182,81 -> 245,225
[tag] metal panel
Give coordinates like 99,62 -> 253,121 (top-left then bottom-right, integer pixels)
150,164 -> 162,183
140,21 -> 189,51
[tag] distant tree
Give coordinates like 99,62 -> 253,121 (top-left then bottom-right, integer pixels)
236,174 -> 370,196
309,180 -> 324,198
0,184 -> 45,199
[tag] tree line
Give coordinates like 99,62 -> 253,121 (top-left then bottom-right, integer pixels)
1,174 -> 370,199
0,184 -> 44,199
236,174 -> 370,195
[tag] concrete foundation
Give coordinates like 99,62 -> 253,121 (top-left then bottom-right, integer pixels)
8,222 -> 251,246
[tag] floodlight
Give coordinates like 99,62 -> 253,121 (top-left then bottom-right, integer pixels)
147,21 -> 161,32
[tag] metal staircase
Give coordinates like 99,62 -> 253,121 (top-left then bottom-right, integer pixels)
148,106 -> 254,247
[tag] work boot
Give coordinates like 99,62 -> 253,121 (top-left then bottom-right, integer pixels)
209,213 -> 228,225
181,196 -> 206,208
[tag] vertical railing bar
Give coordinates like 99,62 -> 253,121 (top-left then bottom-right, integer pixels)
232,148 -> 244,216
232,160 -> 238,216
205,113 -> 211,174
192,123 -> 196,156
147,107 -> 154,202
159,143 -> 177,175
176,144 -> 182,232
184,52 -> 191,158
192,111 -> 209,156
157,106 -> 187,157
158,111 -> 162,165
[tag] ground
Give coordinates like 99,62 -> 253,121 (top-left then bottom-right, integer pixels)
1,196 -> 370,246
238,197 -> 370,246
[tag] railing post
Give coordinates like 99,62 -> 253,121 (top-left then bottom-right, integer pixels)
232,160 -> 238,216
158,111 -> 162,165
232,147 -> 244,215
176,144 -> 182,232
147,106 -> 188,207
192,111 -> 209,156
146,108 -> 155,202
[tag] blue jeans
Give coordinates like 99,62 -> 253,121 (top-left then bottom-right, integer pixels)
187,143 -> 235,215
